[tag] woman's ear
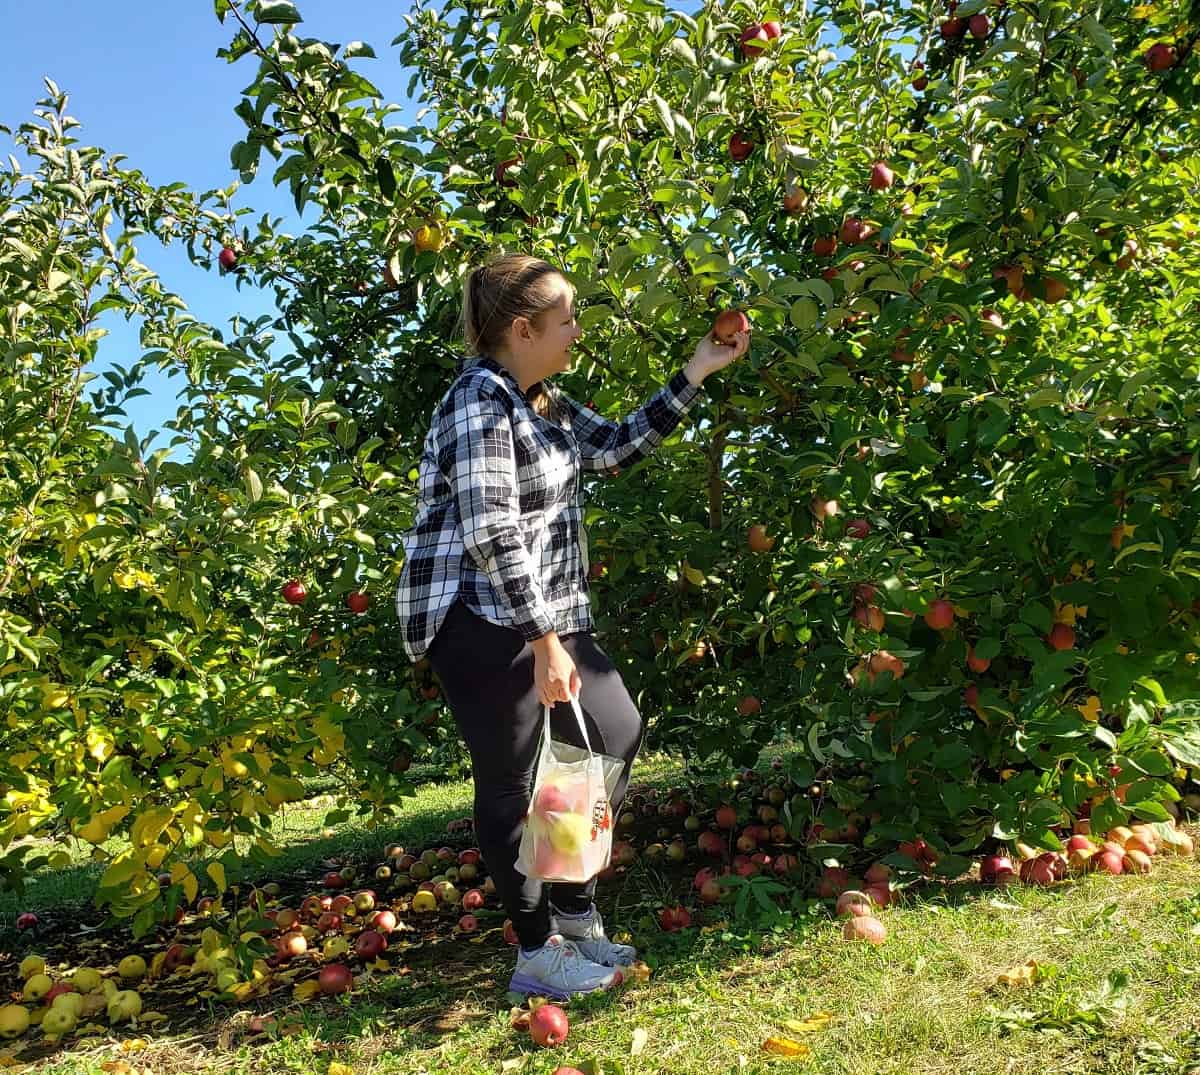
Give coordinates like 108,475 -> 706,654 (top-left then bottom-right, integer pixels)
510,314 -> 534,346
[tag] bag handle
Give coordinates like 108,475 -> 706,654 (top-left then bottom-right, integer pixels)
542,690 -> 595,760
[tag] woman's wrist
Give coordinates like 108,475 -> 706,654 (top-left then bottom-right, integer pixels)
683,360 -> 706,388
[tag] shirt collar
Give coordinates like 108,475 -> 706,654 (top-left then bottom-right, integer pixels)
458,353 -> 521,390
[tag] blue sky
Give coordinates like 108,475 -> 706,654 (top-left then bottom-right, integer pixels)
1,2 -> 425,456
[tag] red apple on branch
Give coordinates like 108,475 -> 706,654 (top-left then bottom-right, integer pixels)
728,132 -> 755,161
712,309 -> 750,345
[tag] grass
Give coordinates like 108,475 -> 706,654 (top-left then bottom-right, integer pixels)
4,749 -> 1200,1075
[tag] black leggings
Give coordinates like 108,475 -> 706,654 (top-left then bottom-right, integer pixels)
428,598 -> 644,949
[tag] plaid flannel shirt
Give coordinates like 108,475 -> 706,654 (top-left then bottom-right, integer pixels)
395,354 -> 704,662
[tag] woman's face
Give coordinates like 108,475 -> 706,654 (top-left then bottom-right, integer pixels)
521,275 -> 583,379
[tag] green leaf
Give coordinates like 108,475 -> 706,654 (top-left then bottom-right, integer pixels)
790,298 -> 819,330
244,468 -> 263,504
375,156 -> 396,201
1078,15 -> 1113,53
255,0 -> 302,24
651,94 -> 675,136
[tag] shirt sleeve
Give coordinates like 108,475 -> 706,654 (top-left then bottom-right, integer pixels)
561,368 -> 705,474
438,384 -> 557,641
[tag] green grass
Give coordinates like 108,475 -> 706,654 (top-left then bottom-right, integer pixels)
5,750 -> 1200,1075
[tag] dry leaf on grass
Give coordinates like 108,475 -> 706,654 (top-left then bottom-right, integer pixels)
631,1026 -> 648,1056
293,979 -> 323,1001
782,1012 -> 833,1035
996,960 -> 1039,987
762,1036 -> 812,1058
329,1063 -> 355,1075
509,1007 -> 531,1031
624,960 -> 652,983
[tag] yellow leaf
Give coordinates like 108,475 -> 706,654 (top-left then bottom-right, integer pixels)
207,862 -> 226,894
624,960 -> 652,983
996,959 -> 1039,987
782,1012 -> 834,1034
119,1037 -> 149,1051
329,1064 -> 355,1075
136,1012 -> 168,1025
1076,696 -> 1102,722
293,980 -> 322,1002
763,1036 -> 812,1058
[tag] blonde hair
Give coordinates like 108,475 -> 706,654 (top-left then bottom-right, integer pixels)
461,253 -> 567,423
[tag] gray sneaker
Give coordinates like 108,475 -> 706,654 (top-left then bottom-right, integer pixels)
508,933 -> 624,1000
551,903 -> 637,967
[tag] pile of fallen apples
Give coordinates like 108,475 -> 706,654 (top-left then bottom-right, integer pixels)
3,764 -> 1195,1046
981,819 -> 1194,885
0,840 -> 496,1044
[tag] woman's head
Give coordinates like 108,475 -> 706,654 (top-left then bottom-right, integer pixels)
461,254 -> 581,413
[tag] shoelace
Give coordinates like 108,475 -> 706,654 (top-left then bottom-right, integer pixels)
536,937 -> 591,978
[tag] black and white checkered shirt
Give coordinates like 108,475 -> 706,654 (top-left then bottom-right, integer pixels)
395,354 -> 704,661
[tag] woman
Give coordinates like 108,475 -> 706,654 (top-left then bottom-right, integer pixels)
395,253 -> 749,1000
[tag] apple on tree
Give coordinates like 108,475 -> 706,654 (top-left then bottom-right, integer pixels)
728,132 -> 755,162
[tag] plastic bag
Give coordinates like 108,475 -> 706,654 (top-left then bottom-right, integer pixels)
515,693 -> 624,883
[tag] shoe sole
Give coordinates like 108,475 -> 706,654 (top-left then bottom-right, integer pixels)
508,969 -> 623,1000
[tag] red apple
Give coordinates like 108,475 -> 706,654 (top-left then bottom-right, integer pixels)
840,217 -> 872,245
869,161 -> 894,191
355,930 -> 387,959
940,17 -> 965,39
366,908 -> 395,933
747,523 -> 774,553
855,605 -> 885,632
218,246 -> 238,271
15,912 -> 38,931
529,1003 -> 571,1046
846,518 -> 871,539
347,591 -> 369,614
911,62 -> 928,91
979,854 -> 1015,884
1145,43 -> 1177,72
836,890 -> 875,917
924,599 -> 955,630
783,182 -> 809,215
458,913 -> 479,932
1043,277 -> 1069,302
737,695 -> 762,717
1047,623 -> 1075,651
318,963 -> 354,995
282,579 -> 307,605
842,915 -> 886,943
659,905 -> 691,932
967,646 -> 991,673
712,309 -> 750,345
968,13 -> 989,38
813,235 -> 838,258
728,132 -> 755,162
715,805 -> 738,830
739,24 -> 770,59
